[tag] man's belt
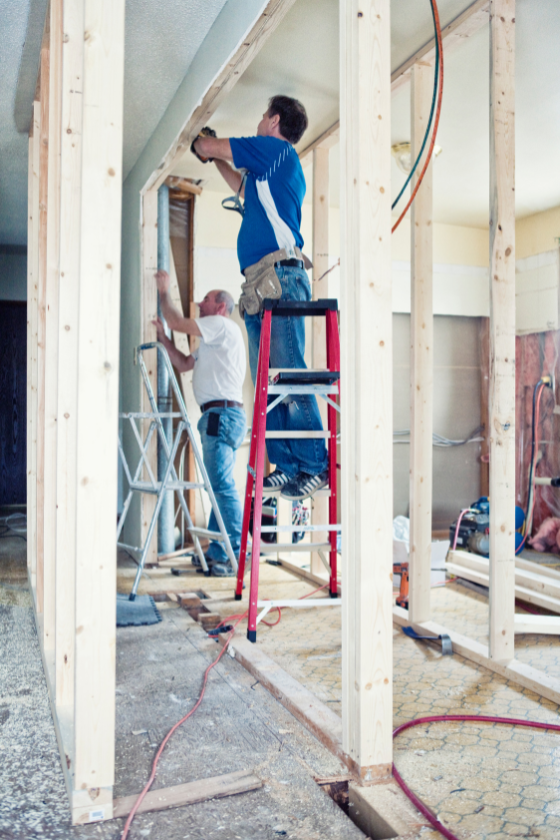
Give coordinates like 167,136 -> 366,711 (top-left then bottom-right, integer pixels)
200,399 -> 243,413
276,258 -> 303,269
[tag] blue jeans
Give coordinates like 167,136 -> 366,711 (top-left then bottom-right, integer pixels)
244,265 -> 328,478
197,406 -> 247,563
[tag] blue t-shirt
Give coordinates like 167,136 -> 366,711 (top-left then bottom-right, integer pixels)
230,136 -> 306,272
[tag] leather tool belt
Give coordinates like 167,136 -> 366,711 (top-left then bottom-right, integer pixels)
239,247 -> 308,318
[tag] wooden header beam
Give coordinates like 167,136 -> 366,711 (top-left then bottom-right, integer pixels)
299,0 -> 490,168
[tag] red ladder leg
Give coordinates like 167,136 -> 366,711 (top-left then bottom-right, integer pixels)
235,341 -> 264,600
326,310 -> 341,598
246,310 -> 272,641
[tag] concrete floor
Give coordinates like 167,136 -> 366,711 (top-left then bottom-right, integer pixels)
128,553 -> 560,840
0,531 -> 367,840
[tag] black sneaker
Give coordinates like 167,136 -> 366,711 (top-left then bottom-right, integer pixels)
191,553 -> 215,569
281,470 -> 329,501
262,469 -> 291,491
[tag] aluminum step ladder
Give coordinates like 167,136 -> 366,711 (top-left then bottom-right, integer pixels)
117,342 -> 238,599
234,299 -> 342,641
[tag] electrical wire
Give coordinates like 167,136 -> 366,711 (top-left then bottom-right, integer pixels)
392,0 -> 444,234
393,715 -> 560,840
393,426 -> 484,448
391,0 -> 440,212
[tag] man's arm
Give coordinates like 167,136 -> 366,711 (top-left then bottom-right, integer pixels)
214,159 -> 244,195
153,318 -> 195,374
194,136 -> 233,163
155,271 -> 201,336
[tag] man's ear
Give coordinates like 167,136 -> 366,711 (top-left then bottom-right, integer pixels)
269,112 -> 280,131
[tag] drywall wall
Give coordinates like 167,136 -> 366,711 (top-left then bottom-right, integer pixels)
517,205 -> 560,260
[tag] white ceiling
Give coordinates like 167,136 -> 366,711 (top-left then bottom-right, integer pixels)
175,0 -> 560,228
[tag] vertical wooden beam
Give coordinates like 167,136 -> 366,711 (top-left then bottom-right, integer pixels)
489,0 -> 516,661
36,41 -> 50,626
340,0 -> 393,777
408,63 -> 434,624
311,146 -> 330,575
43,0 -> 63,656
71,0 -> 126,821
27,131 -> 36,584
141,188 -> 159,563
55,0 -> 85,711
28,102 -> 41,596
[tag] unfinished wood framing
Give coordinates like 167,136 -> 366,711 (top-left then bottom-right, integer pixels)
340,0 -> 393,779
310,146 -> 330,575
27,100 -> 41,597
140,188 -> 159,564
488,0 -> 516,661
408,63 -> 434,624
26,0 -> 125,823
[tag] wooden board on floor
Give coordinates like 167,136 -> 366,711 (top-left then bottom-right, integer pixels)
112,769 -> 262,819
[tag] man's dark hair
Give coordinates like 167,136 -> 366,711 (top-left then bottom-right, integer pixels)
268,95 -> 308,145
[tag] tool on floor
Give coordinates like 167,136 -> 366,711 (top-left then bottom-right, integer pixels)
117,343 -> 237,600
234,299 -> 342,642
401,625 -> 452,655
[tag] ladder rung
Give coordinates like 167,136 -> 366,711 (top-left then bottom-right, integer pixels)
260,542 -> 331,553
265,431 -> 329,439
188,527 -> 224,541
267,384 -> 339,395
129,481 -> 205,494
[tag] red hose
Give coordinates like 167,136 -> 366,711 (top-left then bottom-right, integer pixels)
392,714 -> 560,839
392,0 -> 444,234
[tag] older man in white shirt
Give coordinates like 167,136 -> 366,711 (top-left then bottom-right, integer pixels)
154,270 -> 246,577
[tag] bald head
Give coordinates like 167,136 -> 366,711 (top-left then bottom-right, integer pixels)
198,289 -> 235,318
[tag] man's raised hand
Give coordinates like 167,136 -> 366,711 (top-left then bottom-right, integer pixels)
155,269 -> 170,295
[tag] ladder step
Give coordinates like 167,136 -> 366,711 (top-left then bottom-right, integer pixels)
260,525 -> 340,533
271,371 -> 340,386
265,431 -> 329,439
260,542 -> 331,553
257,487 -> 331,498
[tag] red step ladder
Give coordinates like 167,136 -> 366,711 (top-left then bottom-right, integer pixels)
234,299 -> 341,642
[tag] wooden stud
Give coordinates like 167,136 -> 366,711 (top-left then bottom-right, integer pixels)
408,63 -> 434,624
340,0 -> 393,779
55,0 -> 85,711
488,0 -> 516,661
310,147 -> 330,576
28,102 -> 41,596
71,0 -> 126,821
42,0 -> 63,656
36,41 -> 50,627
140,188 -> 159,566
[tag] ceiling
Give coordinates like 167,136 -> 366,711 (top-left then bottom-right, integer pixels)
0,0 -> 558,246
174,0 -> 560,228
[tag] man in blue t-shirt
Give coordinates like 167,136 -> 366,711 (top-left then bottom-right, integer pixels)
193,96 -> 328,501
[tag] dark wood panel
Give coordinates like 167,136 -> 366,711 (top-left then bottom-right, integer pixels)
0,302 -> 27,504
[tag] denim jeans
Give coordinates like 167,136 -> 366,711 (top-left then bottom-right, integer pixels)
197,406 -> 247,563
244,265 -> 328,478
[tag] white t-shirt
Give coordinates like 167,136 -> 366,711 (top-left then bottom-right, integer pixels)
192,315 -> 246,407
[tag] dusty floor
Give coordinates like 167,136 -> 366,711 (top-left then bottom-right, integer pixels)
0,530 -> 368,840
127,549 -> 560,840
